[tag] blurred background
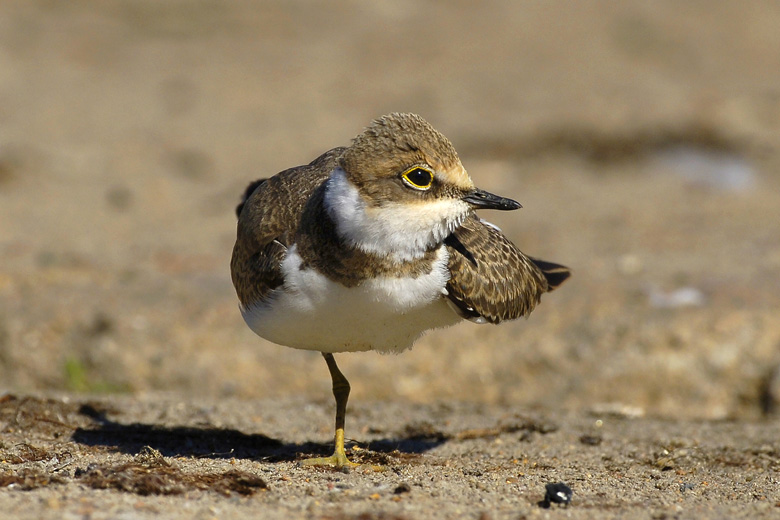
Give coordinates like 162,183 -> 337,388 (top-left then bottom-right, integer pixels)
1,0 -> 779,420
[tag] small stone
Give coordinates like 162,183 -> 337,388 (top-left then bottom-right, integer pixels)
579,434 -> 603,446
542,482 -> 573,507
394,482 -> 411,494
655,457 -> 675,470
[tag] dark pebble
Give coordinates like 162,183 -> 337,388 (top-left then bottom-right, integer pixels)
394,482 -> 411,494
541,482 -> 573,507
579,434 -> 603,446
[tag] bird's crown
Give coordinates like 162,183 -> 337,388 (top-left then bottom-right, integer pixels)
338,113 -> 475,205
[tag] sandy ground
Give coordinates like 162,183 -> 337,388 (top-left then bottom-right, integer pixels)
2,1 -> 780,518
2,393 -> 779,519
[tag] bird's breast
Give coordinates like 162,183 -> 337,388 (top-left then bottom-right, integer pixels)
241,245 -> 461,353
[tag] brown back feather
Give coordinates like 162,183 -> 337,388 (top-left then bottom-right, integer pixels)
230,148 -> 345,308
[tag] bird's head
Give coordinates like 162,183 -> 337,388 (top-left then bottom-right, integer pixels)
325,113 -> 521,261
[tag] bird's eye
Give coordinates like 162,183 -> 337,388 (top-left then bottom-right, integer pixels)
401,167 -> 434,190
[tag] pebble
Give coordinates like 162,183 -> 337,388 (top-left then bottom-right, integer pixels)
542,482 -> 573,507
394,482 -> 411,494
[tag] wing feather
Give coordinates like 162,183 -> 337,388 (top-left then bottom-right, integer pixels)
230,148 -> 344,308
445,216 -> 570,324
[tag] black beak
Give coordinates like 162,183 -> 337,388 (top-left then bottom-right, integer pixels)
462,188 -> 522,211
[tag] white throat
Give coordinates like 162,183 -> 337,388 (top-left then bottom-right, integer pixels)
323,168 -> 469,262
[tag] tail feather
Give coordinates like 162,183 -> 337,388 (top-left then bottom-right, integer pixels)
530,258 -> 571,291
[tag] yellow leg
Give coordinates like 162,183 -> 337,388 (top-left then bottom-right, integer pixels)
300,353 -> 358,468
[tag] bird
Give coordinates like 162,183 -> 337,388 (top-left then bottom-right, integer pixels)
230,113 -> 570,468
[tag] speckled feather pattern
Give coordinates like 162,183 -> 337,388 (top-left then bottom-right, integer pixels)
230,148 -> 344,308
445,216 -> 549,323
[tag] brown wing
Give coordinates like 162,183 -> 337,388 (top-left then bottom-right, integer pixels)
230,147 -> 345,308
445,216 -> 570,324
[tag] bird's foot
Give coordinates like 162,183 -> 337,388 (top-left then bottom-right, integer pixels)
299,450 -> 359,469
299,445 -> 387,472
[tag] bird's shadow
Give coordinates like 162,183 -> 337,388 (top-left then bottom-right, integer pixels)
71,404 -> 445,464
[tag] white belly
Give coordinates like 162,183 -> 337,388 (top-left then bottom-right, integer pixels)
241,245 -> 462,353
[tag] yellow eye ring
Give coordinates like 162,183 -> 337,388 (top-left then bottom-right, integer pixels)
401,166 -> 434,190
